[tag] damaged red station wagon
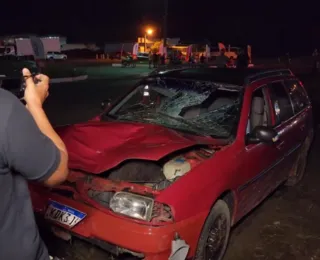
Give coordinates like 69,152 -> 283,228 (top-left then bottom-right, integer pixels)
30,67 -> 314,260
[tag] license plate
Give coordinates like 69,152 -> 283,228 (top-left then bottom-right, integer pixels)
45,200 -> 86,228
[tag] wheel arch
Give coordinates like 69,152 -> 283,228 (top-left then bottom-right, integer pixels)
217,189 -> 237,226
193,189 -> 236,259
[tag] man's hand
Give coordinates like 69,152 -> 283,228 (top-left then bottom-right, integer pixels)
23,68 -> 50,108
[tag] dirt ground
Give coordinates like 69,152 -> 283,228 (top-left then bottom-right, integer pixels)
40,71 -> 320,260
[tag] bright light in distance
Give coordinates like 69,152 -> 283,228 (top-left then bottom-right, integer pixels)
146,29 -> 153,35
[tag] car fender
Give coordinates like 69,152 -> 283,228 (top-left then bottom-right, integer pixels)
156,145 -> 240,222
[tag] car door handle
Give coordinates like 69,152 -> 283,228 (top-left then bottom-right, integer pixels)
276,141 -> 285,150
300,124 -> 305,131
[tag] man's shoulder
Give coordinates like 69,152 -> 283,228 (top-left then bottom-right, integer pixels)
0,87 -> 19,103
0,88 -> 22,121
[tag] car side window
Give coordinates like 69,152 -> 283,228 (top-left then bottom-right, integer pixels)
284,80 -> 309,114
246,87 -> 270,134
268,81 -> 294,126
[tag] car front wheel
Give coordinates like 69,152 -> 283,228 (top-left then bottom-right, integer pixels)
194,200 -> 231,260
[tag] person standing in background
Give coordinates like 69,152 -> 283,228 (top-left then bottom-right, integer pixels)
160,54 -> 165,65
200,54 -> 205,64
216,48 -> 230,68
236,48 -> 249,68
148,51 -> 153,69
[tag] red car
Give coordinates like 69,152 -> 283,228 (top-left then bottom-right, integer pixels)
31,68 -> 314,260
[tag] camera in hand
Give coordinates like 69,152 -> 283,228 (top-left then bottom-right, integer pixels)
0,73 -> 41,102
20,73 -> 40,92
18,73 -> 41,100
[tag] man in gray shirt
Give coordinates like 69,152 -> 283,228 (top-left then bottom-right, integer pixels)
0,68 -> 69,259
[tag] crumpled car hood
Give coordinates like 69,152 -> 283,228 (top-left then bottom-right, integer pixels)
56,121 -> 223,173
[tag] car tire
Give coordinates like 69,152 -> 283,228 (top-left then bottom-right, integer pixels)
194,200 -> 231,260
285,130 -> 313,186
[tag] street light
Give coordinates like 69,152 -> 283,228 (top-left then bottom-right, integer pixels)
144,28 -> 153,52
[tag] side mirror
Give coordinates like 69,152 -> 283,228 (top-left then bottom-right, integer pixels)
246,126 -> 279,145
101,98 -> 112,111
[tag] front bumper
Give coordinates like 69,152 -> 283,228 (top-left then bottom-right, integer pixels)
30,188 -> 207,260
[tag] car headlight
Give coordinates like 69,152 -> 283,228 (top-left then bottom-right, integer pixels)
110,192 -> 154,221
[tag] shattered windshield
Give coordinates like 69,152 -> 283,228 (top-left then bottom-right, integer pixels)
107,78 -> 242,138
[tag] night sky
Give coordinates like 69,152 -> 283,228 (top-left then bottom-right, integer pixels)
1,0 -> 318,56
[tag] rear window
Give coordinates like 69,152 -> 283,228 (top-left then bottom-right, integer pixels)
284,80 -> 309,114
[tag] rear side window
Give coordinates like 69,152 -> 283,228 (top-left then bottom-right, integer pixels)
268,81 -> 294,125
284,80 -> 309,114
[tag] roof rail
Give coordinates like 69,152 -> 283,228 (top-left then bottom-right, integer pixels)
245,69 -> 293,84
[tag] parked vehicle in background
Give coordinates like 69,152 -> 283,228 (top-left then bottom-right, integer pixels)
46,51 -> 67,60
0,38 -> 34,57
0,36 -> 61,60
30,67 -> 313,260
109,51 -> 130,60
137,52 -> 149,62
41,36 -> 61,54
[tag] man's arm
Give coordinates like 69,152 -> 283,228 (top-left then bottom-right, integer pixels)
4,93 -> 68,187
27,104 -> 69,186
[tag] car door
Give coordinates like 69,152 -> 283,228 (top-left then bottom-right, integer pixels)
267,80 -> 301,181
236,85 -> 285,218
